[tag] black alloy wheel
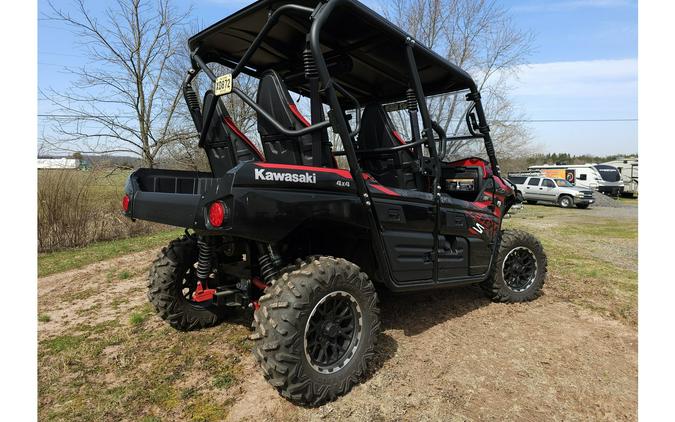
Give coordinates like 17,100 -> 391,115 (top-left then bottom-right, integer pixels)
304,291 -> 363,374
502,246 -> 538,292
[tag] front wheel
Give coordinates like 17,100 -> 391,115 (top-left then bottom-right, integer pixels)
481,230 -> 547,302
558,195 -> 574,208
251,257 -> 380,406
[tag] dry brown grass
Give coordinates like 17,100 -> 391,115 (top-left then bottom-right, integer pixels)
37,169 -> 167,253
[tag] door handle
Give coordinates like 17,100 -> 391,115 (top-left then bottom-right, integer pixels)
539,188 -> 543,190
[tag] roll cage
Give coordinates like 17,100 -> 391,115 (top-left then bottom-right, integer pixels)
183,0 -> 500,205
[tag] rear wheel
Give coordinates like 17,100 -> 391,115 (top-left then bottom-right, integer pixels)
558,195 -> 573,208
481,230 -> 547,302
516,192 -> 524,202
147,236 -> 226,331
251,256 -> 380,406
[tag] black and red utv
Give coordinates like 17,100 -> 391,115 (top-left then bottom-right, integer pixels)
123,0 -> 547,406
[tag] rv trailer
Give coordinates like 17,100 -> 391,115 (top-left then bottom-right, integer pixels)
528,164 -> 624,196
603,157 -> 638,197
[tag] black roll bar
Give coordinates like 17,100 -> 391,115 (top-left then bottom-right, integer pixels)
191,53 -> 331,146
231,5 -> 315,79
405,42 -> 440,182
231,86 -> 332,136
350,137 -> 426,156
333,82 -> 361,136
309,0 -> 371,203
188,0 -> 499,181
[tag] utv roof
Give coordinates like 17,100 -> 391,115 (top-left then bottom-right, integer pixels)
188,0 -> 476,103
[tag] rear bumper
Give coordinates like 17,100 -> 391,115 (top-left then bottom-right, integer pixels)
124,168 -> 224,229
598,186 -> 624,195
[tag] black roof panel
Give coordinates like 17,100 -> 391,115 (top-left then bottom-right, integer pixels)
188,0 -> 476,103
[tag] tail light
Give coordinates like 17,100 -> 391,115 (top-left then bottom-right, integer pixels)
122,194 -> 130,212
208,201 -> 228,227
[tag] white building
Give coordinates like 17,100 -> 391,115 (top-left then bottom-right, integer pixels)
37,158 -> 84,170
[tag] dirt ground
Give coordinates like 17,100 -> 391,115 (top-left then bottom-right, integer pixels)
38,203 -> 637,421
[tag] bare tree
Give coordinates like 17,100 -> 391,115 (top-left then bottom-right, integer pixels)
41,0 -> 192,168
382,0 -> 535,160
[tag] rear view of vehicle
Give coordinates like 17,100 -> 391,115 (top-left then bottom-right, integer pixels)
593,164 -> 625,196
121,0 -> 547,406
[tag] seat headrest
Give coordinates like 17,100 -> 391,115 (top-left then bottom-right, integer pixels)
358,104 -> 415,160
256,70 -> 309,139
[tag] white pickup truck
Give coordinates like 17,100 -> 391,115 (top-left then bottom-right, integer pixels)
507,175 -> 595,209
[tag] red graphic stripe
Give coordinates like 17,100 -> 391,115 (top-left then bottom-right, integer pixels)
223,117 -> 265,161
391,130 -> 407,145
289,104 -> 311,127
368,182 -> 401,196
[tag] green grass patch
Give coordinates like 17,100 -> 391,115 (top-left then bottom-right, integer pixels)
129,304 -> 155,326
213,371 -> 235,389
118,270 -> 132,280
38,229 -> 182,277
43,335 -> 86,353
557,220 -> 637,239
505,206 -> 637,324
38,314 -> 51,323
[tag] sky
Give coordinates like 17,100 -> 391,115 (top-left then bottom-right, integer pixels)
38,0 -> 638,156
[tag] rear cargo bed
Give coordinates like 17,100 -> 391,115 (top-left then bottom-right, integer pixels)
127,169 -> 216,227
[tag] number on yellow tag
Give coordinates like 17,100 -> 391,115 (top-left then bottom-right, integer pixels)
214,74 -> 233,96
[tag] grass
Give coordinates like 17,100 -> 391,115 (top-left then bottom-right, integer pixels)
38,314 -> 51,323
38,229 -> 183,277
38,303 -> 247,422
505,205 -> 638,324
129,304 -> 155,326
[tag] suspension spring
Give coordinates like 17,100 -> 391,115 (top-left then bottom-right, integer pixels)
184,84 -> 200,111
303,49 -> 319,79
406,88 -> 418,112
196,237 -> 215,281
259,244 -> 282,283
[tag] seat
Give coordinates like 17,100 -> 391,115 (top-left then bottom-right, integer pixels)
201,90 -> 264,177
255,70 -> 334,167
357,104 -> 419,189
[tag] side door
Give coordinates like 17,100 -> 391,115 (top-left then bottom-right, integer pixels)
372,191 -> 435,284
539,178 -> 558,202
523,177 -> 542,200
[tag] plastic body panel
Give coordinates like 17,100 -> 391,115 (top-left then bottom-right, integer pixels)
124,158 -> 513,293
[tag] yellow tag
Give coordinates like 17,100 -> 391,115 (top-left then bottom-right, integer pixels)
214,73 -> 233,96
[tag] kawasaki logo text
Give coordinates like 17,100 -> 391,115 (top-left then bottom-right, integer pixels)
254,169 -> 317,184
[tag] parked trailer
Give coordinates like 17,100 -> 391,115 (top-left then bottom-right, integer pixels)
528,164 -> 624,196
603,158 -> 638,197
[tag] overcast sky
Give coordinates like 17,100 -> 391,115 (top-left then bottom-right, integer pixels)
38,0 -> 638,156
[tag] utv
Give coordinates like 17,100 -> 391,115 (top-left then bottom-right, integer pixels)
123,0 -> 547,406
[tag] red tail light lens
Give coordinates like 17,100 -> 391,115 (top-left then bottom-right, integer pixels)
208,201 -> 227,227
122,194 -> 130,212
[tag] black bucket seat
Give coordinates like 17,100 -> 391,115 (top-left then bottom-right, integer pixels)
256,70 -> 334,167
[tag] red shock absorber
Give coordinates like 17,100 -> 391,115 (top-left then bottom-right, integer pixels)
193,237 -> 216,302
